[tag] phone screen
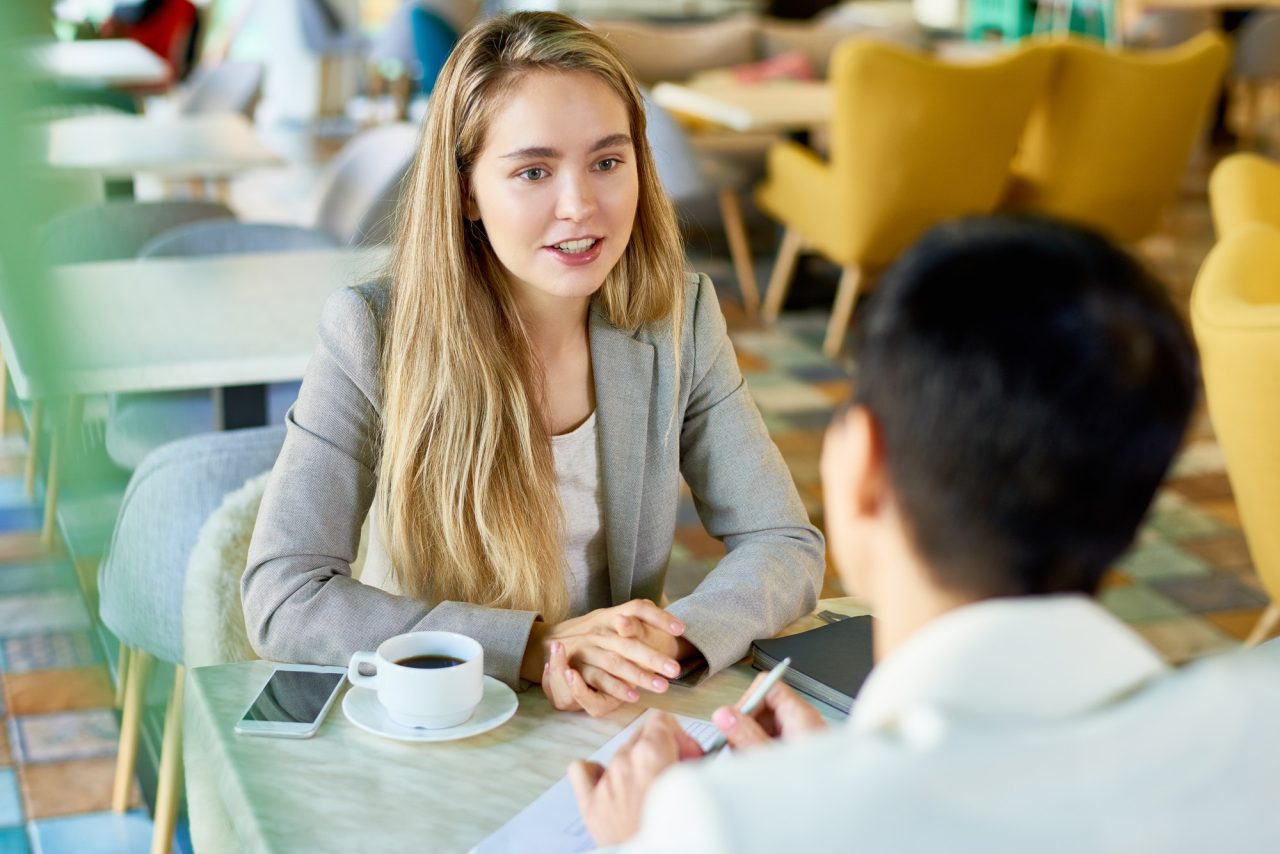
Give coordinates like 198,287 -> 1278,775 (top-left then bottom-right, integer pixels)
241,670 -> 345,725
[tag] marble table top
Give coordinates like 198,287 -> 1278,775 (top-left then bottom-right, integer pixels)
37,113 -> 282,180
0,247 -> 389,401
183,598 -> 869,853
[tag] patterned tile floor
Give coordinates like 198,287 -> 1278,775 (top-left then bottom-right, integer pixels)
1,142 -> 1274,851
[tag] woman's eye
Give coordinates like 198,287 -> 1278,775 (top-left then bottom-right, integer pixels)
519,167 -> 547,181
595,158 -> 619,172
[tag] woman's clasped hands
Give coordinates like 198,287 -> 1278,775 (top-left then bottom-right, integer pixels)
522,599 -> 693,717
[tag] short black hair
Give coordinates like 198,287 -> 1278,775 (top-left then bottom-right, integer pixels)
851,216 -> 1198,598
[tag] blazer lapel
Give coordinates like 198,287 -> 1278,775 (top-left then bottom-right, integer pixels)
589,306 -> 654,605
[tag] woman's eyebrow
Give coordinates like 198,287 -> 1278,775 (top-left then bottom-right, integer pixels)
500,133 -> 633,160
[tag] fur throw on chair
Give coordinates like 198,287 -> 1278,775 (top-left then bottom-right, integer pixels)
182,471 -> 269,668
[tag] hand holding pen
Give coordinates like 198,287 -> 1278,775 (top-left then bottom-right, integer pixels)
707,657 -> 828,753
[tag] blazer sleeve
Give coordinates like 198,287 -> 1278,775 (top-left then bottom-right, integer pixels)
665,274 -> 825,675
241,286 -> 538,688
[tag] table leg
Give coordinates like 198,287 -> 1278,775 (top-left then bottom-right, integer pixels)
214,385 -> 268,430
40,418 -> 61,549
0,354 -> 7,436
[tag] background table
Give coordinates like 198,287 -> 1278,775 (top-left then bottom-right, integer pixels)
183,598 -> 870,853
27,39 -> 170,88
651,79 -> 831,134
37,113 -> 283,200
0,246 -> 388,543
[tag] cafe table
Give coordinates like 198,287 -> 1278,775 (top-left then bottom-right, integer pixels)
0,246 -> 389,545
183,597 -> 870,853
36,113 -> 283,201
26,38 -> 170,89
650,78 -> 831,135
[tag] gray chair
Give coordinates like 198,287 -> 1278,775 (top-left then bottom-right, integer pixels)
99,425 -> 286,854
309,121 -> 420,245
178,61 -> 265,117
104,222 -> 337,470
39,200 -> 235,265
138,220 -> 339,257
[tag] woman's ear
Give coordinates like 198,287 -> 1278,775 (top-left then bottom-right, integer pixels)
464,187 -> 480,222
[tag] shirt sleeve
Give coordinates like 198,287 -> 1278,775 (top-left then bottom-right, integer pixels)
664,274 -> 825,676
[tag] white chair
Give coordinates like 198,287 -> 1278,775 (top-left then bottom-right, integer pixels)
178,61 -> 264,117
309,121 -> 421,245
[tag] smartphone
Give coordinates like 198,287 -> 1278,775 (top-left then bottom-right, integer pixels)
234,664 -> 347,739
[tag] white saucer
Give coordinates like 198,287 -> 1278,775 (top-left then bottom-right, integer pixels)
342,676 -> 517,743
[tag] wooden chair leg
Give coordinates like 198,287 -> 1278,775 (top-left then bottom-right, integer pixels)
113,649 -> 153,813
1244,602 -> 1280,648
151,665 -> 186,854
718,187 -> 759,317
40,420 -> 61,550
115,642 -> 133,708
24,399 -> 43,501
0,353 -> 8,437
762,228 -> 803,324
823,265 -> 863,358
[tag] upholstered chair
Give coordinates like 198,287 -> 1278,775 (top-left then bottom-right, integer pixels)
1002,32 -> 1229,243
99,426 -> 286,854
1208,152 -> 1280,238
1190,223 -> 1280,647
754,37 -> 1054,356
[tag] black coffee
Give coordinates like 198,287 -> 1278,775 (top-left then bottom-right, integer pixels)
396,654 -> 465,669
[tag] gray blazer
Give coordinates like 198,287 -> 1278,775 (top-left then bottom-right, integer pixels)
243,273 -> 824,688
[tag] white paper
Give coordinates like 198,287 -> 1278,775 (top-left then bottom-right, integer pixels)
472,709 -> 722,854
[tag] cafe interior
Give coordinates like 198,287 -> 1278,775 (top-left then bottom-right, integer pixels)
0,0 -> 1278,850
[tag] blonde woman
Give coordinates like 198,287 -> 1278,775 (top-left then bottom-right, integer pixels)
242,12 -> 823,717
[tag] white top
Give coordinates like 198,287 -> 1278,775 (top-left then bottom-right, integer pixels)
619,595 -> 1280,853
552,410 -> 611,616
358,410 -> 613,616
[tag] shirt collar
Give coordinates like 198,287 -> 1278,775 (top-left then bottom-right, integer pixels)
850,595 -> 1169,735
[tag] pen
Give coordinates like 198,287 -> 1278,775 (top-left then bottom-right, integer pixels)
703,657 -> 791,754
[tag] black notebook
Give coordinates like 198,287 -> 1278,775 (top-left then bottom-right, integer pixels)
750,615 -> 876,714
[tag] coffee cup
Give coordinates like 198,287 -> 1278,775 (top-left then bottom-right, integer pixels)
347,631 -> 484,729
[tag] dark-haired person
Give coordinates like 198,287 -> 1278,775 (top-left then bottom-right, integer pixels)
570,216 -> 1280,851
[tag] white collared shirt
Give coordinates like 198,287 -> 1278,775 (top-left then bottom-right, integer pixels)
617,595 -> 1280,853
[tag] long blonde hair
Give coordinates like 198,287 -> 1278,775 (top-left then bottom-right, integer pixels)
377,12 -> 686,622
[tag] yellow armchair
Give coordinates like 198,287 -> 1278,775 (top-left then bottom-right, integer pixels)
1208,152 -> 1280,238
755,38 -> 1054,357
1005,32 -> 1229,243
1190,222 -> 1280,646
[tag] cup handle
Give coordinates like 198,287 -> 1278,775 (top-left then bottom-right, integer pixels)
347,651 -> 378,689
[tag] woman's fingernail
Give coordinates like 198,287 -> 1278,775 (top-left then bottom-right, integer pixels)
670,621 -> 684,633
550,641 -> 561,656
713,707 -> 737,728
651,677 -> 667,691
664,661 -> 680,677
565,669 -> 575,684
627,689 -> 639,702
543,662 -> 549,672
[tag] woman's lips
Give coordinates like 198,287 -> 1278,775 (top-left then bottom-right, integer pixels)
545,237 -> 604,267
